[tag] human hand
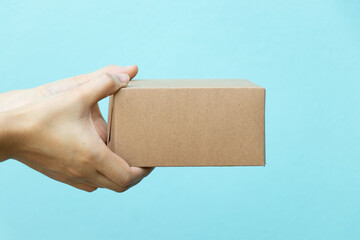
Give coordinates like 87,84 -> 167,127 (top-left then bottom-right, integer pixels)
0,65 -> 154,192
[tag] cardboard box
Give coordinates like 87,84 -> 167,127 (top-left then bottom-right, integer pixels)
107,79 -> 265,167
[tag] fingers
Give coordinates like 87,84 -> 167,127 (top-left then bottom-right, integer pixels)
58,146 -> 153,193
85,65 -> 138,81
67,182 -> 98,192
109,65 -> 138,80
75,73 -> 130,107
96,147 -> 154,188
73,167 -> 151,193
95,65 -> 138,80
38,65 -> 138,97
91,172 -> 128,193
129,167 -> 154,184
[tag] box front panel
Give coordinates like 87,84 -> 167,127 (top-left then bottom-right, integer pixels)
109,88 -> 264,166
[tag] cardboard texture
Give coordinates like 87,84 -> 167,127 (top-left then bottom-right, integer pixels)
107,79 -> 265,167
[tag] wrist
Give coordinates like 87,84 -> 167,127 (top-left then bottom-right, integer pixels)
0,112 -> 11,161
0,109 -> 28,162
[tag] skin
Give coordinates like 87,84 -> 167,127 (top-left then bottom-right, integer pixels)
0,65 -> 153,192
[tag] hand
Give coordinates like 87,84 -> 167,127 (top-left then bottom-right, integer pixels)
0,65 -> 154,192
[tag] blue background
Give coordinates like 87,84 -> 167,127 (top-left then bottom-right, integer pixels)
1,0 -> 359,239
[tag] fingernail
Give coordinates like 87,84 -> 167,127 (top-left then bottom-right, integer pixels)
116,73 -> 130,83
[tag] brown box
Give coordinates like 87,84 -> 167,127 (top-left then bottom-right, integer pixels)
107,79 -> 265,167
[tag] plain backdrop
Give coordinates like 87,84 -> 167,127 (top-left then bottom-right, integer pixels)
0,0 -> 359,239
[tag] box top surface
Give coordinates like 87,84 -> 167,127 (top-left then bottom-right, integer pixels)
125,79 -> 262,88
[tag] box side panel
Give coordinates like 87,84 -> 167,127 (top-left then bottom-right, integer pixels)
263,88 -> 266,166
106,95 -> 114,146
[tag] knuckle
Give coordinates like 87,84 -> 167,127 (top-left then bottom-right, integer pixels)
67,168 -> 83,179
120,170 -> 132,186
84,187 -> 97,192
114,187 -> 126,193
73,75 -> 83,86
91,149 -> 105,167
78,143 -> 101,164
92,157 -> 103,168
66,161 -> 92,179
83,149 -> 98,165
103,73 -> 118,89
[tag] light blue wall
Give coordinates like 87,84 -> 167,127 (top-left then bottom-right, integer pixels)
1,0 -> 359,239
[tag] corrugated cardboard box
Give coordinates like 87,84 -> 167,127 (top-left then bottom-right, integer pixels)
107,79 -> 265,167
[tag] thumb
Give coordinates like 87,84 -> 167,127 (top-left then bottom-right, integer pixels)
38,65 -> 137,97
74,73 -> 130,107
